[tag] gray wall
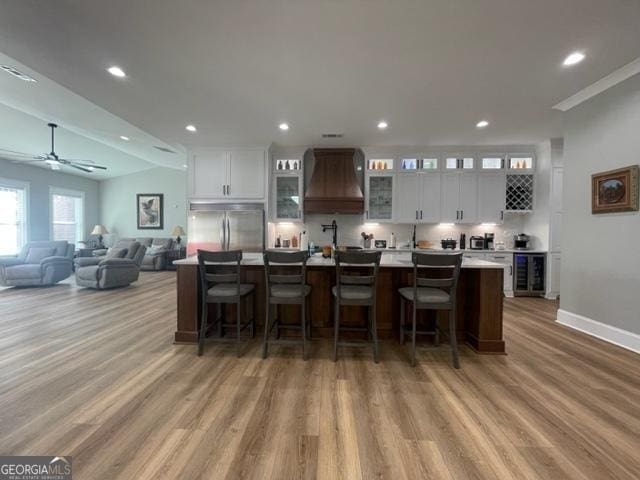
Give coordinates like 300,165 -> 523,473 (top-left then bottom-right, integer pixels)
561,73 -> 640,334
0,158 -> 99,241
99,166 -> 187,241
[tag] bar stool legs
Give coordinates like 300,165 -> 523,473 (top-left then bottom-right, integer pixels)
333,300 -> 340,362
449,307 -> 460,369
411,304 -> 418,367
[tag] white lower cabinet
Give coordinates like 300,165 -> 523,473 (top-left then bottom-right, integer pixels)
486,253 -> 514,297
547,253 -> 561,299
463,251 -> 514,297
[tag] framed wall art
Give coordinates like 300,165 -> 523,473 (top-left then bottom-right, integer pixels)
136,193 -> 164,229
591,165 -> 639,214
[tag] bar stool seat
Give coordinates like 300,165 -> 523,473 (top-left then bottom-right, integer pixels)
197,249 -> 255,357
208,283 -> 254,298
271,284 -> 312,298
398,287 -> 450,304
331,285 -> 373,300
398,252 -> 463,368
332,250 -> 382,363
263,250 -> 312,360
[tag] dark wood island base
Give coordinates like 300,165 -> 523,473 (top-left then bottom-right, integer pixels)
175,263 -> 505,354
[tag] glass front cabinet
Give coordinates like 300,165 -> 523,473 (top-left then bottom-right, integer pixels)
365,173 -> 394,222
273,173 -> 303,221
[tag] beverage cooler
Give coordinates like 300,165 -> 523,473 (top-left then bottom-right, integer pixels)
187,203 -> 265,256
513,253 -> 546,296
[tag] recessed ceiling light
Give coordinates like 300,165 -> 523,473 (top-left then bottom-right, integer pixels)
185,125 -> 197,132
563,51 -> 585,67
476,120 -> 489,128
119,135 -> 129,141
279,123 -> 290,131
182,164 -> 188,168
107,66 -> 126,77
377,121 -> 388,130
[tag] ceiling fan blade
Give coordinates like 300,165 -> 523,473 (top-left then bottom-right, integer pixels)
63,158 -> 95,164
0,148 -> 35,157
72,162 -> 107,169
68,164 -> 93,173
10,159 -> 45,163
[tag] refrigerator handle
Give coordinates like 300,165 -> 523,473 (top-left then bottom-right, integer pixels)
226,217 -> 231,250
220,217 -> 226,250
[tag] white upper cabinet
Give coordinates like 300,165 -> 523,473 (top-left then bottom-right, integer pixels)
477,173 -> 506,223
365,174 -> 394,221
395,174 -> 422,223
419,173 -> 441,222
440,172 -> 478,224
440,173 -> 460,222
395,173 -> 442,223
458,173 -> 478,223
189,148 -> 266,201
445,157 -> 474,170
507,155 -> 534,171
228,150 -> 265,198
480,156 -> 505,170
191,150 -> 227,198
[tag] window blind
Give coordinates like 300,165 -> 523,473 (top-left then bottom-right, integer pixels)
0,185 -> 27,255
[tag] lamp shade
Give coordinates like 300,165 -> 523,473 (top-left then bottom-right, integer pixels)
91,224 -> 109,235
171,225 -> 186,236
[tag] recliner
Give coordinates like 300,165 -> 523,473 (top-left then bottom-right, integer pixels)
75,241 -> 146,289
0,241 -> 74,287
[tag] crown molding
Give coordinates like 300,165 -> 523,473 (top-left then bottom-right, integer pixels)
553,57 -> 640,112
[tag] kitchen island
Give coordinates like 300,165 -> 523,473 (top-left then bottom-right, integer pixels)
174,252 -> 506,354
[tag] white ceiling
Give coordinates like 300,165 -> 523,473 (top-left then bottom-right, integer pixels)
1,0 -> 639,158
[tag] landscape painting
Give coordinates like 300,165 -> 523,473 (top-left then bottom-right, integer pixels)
592,166 -> 639,214
136,193 -> 164,229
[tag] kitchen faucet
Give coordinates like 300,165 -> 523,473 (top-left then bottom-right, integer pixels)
322,219 -> 338,247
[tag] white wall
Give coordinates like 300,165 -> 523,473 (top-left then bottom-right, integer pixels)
99,167 -> 187,241
0,158 -> 99,242
561,73 -> 640,335
521,141 -> 551,250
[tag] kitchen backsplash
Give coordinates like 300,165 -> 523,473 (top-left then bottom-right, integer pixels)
271,213 -> 532,250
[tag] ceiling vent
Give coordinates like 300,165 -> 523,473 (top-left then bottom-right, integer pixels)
1,65 -> 37,82
153,146 -> 176,154
321,133 -> 344,139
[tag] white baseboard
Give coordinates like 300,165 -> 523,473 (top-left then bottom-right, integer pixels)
556,309 -> 640,354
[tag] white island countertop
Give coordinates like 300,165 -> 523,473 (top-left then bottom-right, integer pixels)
174,252 -> 505,269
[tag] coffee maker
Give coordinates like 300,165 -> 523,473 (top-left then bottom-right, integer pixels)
484,233 -> 495,250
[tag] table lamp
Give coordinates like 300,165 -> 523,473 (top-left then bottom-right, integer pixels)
91,224 -> 109,248
171,225 -> 186,246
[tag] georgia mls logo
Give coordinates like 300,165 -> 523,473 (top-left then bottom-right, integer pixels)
0,455 -> 72,480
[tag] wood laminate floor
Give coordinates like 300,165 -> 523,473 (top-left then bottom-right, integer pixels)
1,272 -> 639,479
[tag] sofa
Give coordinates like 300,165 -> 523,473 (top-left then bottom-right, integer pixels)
75,241 -> 147,289
93,237 -> 174,271
0,241 -> 74,287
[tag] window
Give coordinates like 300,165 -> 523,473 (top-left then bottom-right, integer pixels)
50,188 -> 84,247
0,178 -> 29,255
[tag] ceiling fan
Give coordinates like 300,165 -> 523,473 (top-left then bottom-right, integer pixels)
0,123 -> 107,173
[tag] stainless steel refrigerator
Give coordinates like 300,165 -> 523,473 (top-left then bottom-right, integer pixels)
187,203 -> 264,254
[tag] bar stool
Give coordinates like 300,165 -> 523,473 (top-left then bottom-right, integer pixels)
398,252 -> 462,368
196,249 -> 255,357
332,250 -> 382,363
263,250 -> 312,360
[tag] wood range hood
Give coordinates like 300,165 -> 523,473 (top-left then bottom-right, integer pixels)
304,148 -> 364,214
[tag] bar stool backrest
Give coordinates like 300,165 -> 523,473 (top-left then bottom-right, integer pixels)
334,250 -> 382,298
411,252 -> 463,303
197,249 -> 243,295
263,250 -> 309,292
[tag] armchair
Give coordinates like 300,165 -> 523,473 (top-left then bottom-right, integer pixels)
0,241 -> 74,287
75,242 -> 147,289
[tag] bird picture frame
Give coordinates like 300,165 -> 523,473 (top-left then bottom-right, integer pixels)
136,193 -> 164,229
